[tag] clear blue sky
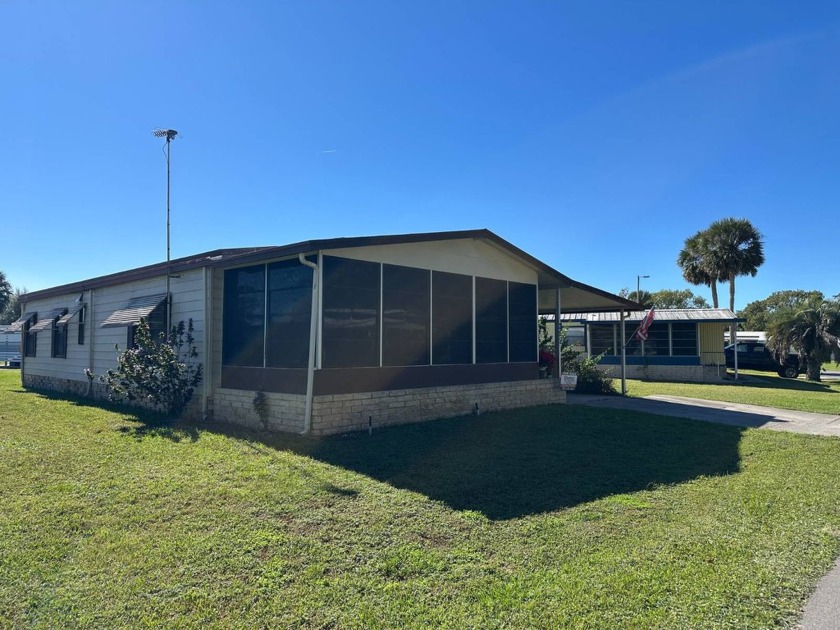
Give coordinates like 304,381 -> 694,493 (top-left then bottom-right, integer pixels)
3,1 -> 838,310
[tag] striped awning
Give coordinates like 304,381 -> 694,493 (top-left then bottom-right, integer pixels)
5,312 -> 37,334
57,303 -> 85,326
100,294 -> 167,328
28,308 -> 69,333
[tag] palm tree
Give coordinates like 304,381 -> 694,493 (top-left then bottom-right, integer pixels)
677,231 -> 721,308
766,296 -> 840,381
703,218 -> 765,314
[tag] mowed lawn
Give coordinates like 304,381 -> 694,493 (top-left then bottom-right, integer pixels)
2,371 -> 840,628
626,371 -> 840,415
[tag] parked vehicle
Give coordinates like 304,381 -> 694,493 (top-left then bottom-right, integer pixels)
7,354 -> 20,368
724,342 -> 802,378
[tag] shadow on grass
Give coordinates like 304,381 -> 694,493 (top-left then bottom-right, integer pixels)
220,405 -> 744,521
731,373 -> 839,393
12,386 -> 201,443
11,385 -> 745,520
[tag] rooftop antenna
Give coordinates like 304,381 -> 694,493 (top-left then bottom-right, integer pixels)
153,128 -> 178,334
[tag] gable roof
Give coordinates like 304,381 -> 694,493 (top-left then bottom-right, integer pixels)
23,229 -> 639,312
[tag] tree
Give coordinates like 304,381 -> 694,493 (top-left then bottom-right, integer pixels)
765,296 -> 840,381
0,271 -> 11,315
703,218 -> 765,314
0,287 -> 25,325
738,290 -> 825,331
650,289 -> 710,309
625,290 -> 654,308
677,231 -> 722,307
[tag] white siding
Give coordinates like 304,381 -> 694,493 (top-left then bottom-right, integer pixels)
23,293 -> 89,381
24,269 -> 207,383
327,239 -> 539,284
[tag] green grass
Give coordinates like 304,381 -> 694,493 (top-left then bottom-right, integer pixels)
2,370 -> 840,628
625,371 -> 840,415
823,361 -> 840,372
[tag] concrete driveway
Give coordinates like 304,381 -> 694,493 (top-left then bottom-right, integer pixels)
568,393 -> 840,437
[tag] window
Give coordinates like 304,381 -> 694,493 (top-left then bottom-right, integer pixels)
24,315 -> 37,357
266,259 -> 312,368
671,323 -> 697,356
432,271 -> 472,365
475,277 -> 507,363
27,308 -> 69,358
383,264 -> 430,366
127,301 -> 167,348
78,306 -> 86,345
508,282 -> 537,362
223,265 -> 266,367
52,323 -> 68,358
589,324 -> 615,356
642,323 -> 669,356
322,256 -> 381,368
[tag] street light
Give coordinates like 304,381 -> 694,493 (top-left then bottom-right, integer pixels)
153,128 -> 178,333
636,274 -> 650,302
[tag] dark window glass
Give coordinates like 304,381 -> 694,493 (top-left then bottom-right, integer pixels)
78,306 -> 85,345
431,271 -> 472,365
643,323 -> 669,356
24,316 -> 37,357
52,323 -> 68,358
671,323 -> 697,356
223,265 -> 266,366
383,264 -> 430,366
589,324 -> 615,356
322,256 -> 381,368
128,302 -> 168,349
266,260 -> 312,368
508,282 -> 537,362
475,277 -> 507,363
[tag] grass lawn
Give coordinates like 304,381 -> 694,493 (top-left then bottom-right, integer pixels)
823,361 -> 840,372
2,370 -> 840,628
626,371 -> 840,415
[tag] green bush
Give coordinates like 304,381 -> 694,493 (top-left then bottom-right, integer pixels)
102,318 -> 203,417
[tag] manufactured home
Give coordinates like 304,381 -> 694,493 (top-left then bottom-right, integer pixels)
13,230 -> 636,434
559,309 -> 744,382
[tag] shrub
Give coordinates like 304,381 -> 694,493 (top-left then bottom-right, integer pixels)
102,318 -> 203,417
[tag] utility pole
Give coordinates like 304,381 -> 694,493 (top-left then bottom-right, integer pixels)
636,274 -> 650,303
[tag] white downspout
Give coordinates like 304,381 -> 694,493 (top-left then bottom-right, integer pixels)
299,253 -> 320,434
202,267 -> 212,421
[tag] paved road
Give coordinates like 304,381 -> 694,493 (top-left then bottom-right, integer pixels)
568,393 -> 840,629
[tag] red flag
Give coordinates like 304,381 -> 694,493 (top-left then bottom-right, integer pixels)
634,307 -> 656,341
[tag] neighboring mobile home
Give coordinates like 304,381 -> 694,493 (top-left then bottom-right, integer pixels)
14,230 -> 635,435
559,309 -> 744,382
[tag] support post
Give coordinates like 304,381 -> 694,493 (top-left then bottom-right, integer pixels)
620,310 -> 627,396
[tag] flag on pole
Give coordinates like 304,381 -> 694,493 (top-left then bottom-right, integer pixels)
634,307 -> 656,341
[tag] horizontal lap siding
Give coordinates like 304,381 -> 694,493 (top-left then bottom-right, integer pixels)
92,271 -> 206,374
23,294 -> 89,381
25,270 -> 207,384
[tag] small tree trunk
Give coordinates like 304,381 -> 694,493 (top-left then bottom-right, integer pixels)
710,282 -> 719,308
729,274 -> 737,348
806,353 -> 822,381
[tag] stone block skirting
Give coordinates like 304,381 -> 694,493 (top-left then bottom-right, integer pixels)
21,373 -> 204,419
596,364 -> 726,383
212,379 -> 567,436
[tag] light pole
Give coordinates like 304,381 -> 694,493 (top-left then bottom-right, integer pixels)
636,274 -> 650,303
153,128 -> 178,334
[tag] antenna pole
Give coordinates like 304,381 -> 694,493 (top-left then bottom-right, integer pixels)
153,128 -> 178,337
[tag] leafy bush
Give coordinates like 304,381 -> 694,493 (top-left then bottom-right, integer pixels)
539,318 -> 617,394
102,318 -> 203,417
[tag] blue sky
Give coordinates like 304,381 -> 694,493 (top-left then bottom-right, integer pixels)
3,1 -> 838,310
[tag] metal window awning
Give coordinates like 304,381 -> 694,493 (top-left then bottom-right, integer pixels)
6,312 -> 37,334
28,308 -> 69,333
100,294 -> 167,328
57,303 -> 86,326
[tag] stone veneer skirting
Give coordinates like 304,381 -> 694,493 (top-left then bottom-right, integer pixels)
22,373 -> 567,435
213,379 -> 567,436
